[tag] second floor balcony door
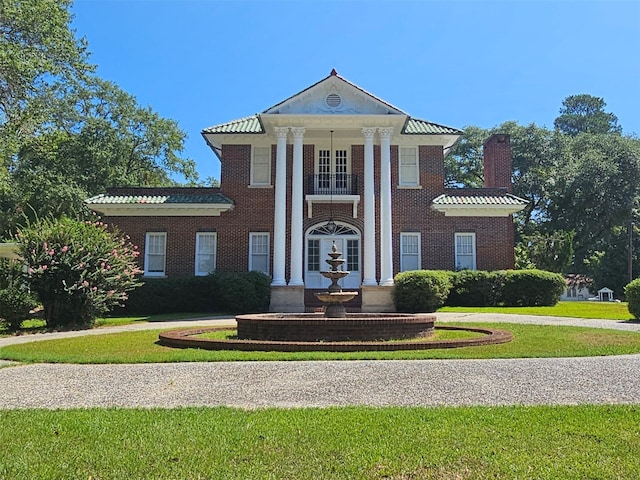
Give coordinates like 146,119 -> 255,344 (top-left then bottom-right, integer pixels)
317,148 -> 350,195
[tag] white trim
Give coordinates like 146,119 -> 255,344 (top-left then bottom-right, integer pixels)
195,232 -> 217,276
455,232 -> 476,271
400,232 -> 421,272
86,204 -> 233,217
399,146 -> 419,187
250,145 -> 272,186
432,204 -> 525,217
249,232 -> 270,276
144,232 -> 167,277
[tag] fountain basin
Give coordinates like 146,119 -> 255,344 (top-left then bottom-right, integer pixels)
236,312 -> 435,342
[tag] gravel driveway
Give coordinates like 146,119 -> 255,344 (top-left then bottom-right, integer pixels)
1,314 -> 639,409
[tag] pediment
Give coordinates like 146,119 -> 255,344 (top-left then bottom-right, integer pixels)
263,71 -> 406,116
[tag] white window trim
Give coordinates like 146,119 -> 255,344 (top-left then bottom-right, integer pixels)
195,232 -> 217,276
249,232 -> 270,275
400,232 -> 421,272
454,232 -> 477,271
250,145 -> 272,186
399,146 -> 419,187
144,232 -> 167,277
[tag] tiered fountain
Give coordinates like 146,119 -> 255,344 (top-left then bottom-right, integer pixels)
314,242 -> 358,318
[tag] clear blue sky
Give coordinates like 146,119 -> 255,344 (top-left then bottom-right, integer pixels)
71,0 -> 640,183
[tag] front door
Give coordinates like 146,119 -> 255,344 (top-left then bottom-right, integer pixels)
305,223 -> 360,289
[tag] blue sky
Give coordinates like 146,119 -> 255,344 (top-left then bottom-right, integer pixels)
71,0 -> 640,183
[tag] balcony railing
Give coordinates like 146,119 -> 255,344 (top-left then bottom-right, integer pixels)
305,174 -> 359,196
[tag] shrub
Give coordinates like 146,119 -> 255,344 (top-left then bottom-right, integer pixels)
16,217 -> 143,329
447,270 -> 500,307
121,271 -> 271,315
497,269 -> 565,307
624,279 -> 640,319
392,270 -> 452,313
0,287 -> 38,331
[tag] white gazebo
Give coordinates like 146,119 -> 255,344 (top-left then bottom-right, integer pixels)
597,287 -> 614,302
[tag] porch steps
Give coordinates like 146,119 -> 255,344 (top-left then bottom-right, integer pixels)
304,288 -> 362,313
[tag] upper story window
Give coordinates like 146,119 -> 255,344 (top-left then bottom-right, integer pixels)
455,232 -> 476,271
195,232 -> 217,276
251,146 -> 271,186
316,147 -> 351,194
144,232 -> 166,277
399,147 -> 419,186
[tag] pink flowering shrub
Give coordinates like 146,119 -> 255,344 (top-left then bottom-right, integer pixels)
16,216 -> 142,328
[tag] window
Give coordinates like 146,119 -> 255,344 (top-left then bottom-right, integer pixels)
307,239 -> 320,272
399,147 -> 419,186
316,148 -> 350,194
346,239 -> 359,272
251,146 -> 271,185
455,233 -> 476,271
249,233 -> 270,275
400,232 -> 421,271
195,232 -> 217,276
144,232 -> 166,277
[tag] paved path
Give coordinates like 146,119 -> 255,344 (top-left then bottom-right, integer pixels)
1,314 -> 639,409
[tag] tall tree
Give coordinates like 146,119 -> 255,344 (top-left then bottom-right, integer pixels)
554,94 -> 622,136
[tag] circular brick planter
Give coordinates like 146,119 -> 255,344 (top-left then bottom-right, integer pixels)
236,312 -> 436,342
158,324 -> 513,352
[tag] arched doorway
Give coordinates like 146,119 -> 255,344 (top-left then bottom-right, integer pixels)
305,222 -> 361,289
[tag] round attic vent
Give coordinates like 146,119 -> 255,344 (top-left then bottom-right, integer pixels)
326,93 -> 342,108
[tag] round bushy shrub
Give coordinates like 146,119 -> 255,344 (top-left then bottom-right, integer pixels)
0,259 -> 37,330
624,279 -> 640,319
212,271 -> 271,313
16,217 -> 143,329
392,270 -> 452,313
447,270 -> 499,307
497,269 -> 565,307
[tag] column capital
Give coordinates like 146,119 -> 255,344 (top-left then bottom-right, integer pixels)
290,127 -> 306,137
362,127 -> 377,138
274,127 -> 289,138
378,127 -> 393,139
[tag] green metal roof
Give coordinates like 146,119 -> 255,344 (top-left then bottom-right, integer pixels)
432,193 -> 528,206
86,193 -> 233,205
201,115 -> 264,134
403,118 -> 463,135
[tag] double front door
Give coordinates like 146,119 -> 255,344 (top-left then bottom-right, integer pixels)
305,229 -> 360,289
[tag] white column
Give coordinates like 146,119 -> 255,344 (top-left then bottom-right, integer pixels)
289,127 -> 305,286
379,127 -> 394,286
362,127 -> 377,286
272,127 -> 289,286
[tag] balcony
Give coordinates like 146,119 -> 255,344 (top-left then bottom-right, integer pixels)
305,174 -> 359,196
305,174 -> 360,218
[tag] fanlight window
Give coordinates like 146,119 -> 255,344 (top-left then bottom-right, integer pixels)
309,224 -> 358,236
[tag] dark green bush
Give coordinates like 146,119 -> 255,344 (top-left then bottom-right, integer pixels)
624,279 -> 640,319
447,270 -> 500,307
121,271 -> 271,315
497,269 -> 566,307
392,270 -> 452,313
0,287 -> 38,331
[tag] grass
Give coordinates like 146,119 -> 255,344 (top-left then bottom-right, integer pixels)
0,312 -> 223,337
439,300 -> 634,320
2,322 -> 640,363
0,405 -> 638,479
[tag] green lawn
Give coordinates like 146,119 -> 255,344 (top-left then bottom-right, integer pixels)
439,300 -> 634,320
2,322 -> 640,363
1,405 -> 638,479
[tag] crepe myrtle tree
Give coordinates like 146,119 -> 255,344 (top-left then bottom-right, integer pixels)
16,216 -> 142,328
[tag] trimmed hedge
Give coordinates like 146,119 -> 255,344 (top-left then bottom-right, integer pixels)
497,270 -> 566,307
624,279 -> 640,319
121,271 -> 271,315
392,270 -> 453,313
394,269 -> 565,311
446,270 -> 499,307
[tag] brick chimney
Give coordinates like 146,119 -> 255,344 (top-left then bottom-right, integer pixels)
483,134 -> 512,192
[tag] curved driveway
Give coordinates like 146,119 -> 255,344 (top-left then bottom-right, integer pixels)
1,313 -> 639,409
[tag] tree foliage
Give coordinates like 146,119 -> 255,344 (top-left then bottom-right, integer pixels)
554,94 -> 622,136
